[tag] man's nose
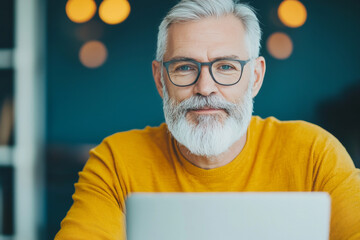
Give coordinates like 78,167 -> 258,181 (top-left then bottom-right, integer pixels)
193,66 -> 218,96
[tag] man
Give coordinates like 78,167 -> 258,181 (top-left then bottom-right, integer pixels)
55,0 -> 360,239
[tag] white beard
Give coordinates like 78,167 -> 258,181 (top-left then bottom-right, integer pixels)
162,79 -> 254,157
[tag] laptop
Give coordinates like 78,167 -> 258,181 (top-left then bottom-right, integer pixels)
125,192 -> 331,240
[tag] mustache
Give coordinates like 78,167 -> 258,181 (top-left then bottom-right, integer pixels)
171,94 -> 238,114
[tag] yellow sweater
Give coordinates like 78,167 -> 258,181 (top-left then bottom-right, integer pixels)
55,116 -> 360,240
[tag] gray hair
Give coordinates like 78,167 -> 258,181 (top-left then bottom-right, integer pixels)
155,0 -> 262,61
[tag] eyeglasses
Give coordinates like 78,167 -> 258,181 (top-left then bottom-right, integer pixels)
162,58 -> 251,87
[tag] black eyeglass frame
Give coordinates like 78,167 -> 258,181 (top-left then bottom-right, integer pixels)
162,58 -> 251,87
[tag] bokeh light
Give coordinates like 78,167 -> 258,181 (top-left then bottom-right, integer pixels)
79,41 -> 108,68
266,32 -> 293,60
278,0 -> 307,28
66,0 -> 97,23
99,0 -> 131,25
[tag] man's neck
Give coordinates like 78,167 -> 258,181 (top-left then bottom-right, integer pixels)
177,132 -> 247,169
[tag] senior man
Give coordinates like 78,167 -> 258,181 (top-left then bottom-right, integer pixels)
55,0 -> 360,239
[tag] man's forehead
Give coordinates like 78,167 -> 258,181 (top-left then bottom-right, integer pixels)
165,15 -> 250,61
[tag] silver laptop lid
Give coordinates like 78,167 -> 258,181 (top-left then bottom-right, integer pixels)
126,192 -> 331,240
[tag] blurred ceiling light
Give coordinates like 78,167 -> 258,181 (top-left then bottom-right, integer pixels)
266,32 -> 293,60
79,41 -> 108,68
99,0 -> 131,25
66,0 -> 97,23
278,0 -> 307,28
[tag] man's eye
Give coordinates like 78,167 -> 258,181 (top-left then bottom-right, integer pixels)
177,65 -> 193,71
220,65 -> 233,70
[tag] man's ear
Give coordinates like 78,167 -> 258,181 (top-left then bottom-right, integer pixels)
152,60 -> 164,98
251,56 -> 266,98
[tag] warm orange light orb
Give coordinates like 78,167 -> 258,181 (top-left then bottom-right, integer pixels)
99,0 -> 131,25
266,32 -> 293,60
79,41 -> 108,68
278,0 -> 307,28
65,0 -> 97,23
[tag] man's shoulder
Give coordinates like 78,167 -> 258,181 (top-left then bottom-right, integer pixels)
103,123 -> 169,147
251,116 -> 336,144
87,123 -> 173,174
89,123 -> 171,166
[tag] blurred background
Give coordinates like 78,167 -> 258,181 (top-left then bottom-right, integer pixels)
0,0 -> 359,239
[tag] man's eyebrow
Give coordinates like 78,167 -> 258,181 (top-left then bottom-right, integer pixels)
166,56 -> 195,61
212,55 -> 241,60
166,55 -> 242,62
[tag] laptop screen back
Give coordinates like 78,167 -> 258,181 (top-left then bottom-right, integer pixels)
126,192 -> 331,240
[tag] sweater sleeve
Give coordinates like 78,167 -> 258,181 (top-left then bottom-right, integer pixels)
312,134 -> 360,240
55,138 -> 127,240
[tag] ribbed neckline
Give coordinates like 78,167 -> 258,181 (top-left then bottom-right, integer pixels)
170,117 -> 256,178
